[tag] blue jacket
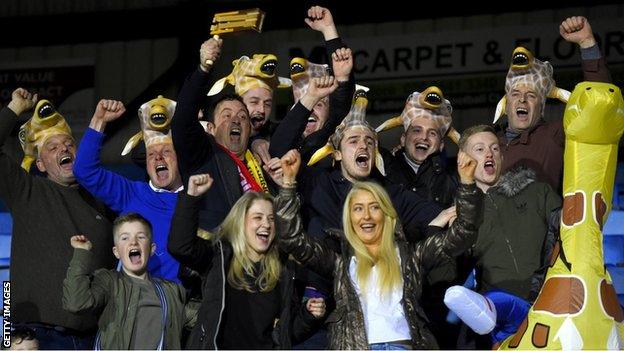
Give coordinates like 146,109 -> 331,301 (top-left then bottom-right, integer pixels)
74,128 -> 180,282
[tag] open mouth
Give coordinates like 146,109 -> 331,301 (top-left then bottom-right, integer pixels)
256,230 -> 271,244
38,103 -> 55,118
512,52 -> 530,66
290,62 -> 305,75
150,113 -> 167,126
250,115 -> 265,129
360,223 -> 376,233
59,155 -> 73,169
516,107 -> 528,117
415,143 -> 430,152
155,164 -> 169,180
229,126 -> 242,143
129,249 -> 142,265
59,156 -> 72,165
261,60 -> 277,75
355,153 -> 370,168
484,160 -> 495,175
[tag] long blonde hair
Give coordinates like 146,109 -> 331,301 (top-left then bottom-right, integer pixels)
343,181 -> 402,297
218,191 -> 281,292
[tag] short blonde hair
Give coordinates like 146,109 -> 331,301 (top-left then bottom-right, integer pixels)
458,124 -> 496,151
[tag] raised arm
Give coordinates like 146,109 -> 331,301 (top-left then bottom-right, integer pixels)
414,151 -> 483,272
171,38 -> 222,181
560,16 -> 611,83
62,235 -> 110,313
167,174 -> 216,272
269,76 -> 338,158
274,150 -> 336,278
73,100 -> 134,212
0,88 -> 37,202
303,7 -> 356,159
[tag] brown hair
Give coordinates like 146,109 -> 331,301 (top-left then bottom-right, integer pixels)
458,124 -> 496,151
113,213 -> 153,243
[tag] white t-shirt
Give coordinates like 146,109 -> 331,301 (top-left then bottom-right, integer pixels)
348,250 -> 411,344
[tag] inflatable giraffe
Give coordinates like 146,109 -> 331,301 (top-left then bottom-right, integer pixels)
499,81 -> 624,349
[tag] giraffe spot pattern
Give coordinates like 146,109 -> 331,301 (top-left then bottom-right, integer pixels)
562,192 -> 585,226
594,192 -> 607,229
533,277 -> 585,315
600,280 -> 624,322
531,323 -> 550,348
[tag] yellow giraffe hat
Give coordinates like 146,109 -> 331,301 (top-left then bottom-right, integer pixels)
207,54 -> 292,96
290,57 -> 330,103
494,47 -> 571,123
308,90 -> 385,175
375,86 -> 461,144
19,100 -> 73,171
121,95 -> 177,156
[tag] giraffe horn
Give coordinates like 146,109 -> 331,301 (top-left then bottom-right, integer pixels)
375,116 -> 403,133
548,87 -> 571,104
207,77 -> 229,96
493,96 -> 507,124
121,131 -> 144,156
21,156 -> 35,171
446,127 -> 461,145
375,149 -> 385,176
277,77 -> 292,88
307,143 -> 335,166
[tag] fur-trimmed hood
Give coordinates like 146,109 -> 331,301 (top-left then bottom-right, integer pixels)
495,166 -> 537,197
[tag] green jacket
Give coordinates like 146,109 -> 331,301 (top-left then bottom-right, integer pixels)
473,166 -> 561,300
62,249 -> 187,349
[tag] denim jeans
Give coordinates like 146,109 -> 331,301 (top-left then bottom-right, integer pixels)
369,341 -> 411,350
27,325 -> 95,350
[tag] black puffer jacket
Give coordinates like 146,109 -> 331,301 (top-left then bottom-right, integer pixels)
168,193 -> 320,349
275,183 -> 482,349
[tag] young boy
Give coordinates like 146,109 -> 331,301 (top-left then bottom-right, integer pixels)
62,213 -> 187,349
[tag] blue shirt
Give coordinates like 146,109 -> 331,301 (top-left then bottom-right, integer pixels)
74,128 -> 181,282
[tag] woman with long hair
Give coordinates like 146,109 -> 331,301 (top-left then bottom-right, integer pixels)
275,149 -> 483,349
168,174 -> 325,349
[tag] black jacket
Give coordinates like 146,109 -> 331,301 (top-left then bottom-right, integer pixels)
167,193 -> 320,349
302,168 -> 442,243
385,150 -> 458,208
275,183 -> 483,349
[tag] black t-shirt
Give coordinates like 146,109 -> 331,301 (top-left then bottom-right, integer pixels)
217,264 -> 281,349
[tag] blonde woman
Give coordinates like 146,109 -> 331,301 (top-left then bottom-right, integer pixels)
275,149 -> 482,349
168,174 -> 325,349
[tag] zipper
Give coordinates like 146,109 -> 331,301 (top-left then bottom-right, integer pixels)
213,240 -> 226,350
504,237 -> 520,273
487,192 -> 520,274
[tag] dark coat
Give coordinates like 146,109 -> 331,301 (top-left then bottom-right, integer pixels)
302,168 -> 442,243
473,167 -> 561,301
385,150 -> 458,208
275,183 -> 483,349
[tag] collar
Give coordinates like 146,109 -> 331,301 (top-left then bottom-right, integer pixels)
402,153 -> 421,174
498,118 -> 547,145
149,180 -> 184,193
